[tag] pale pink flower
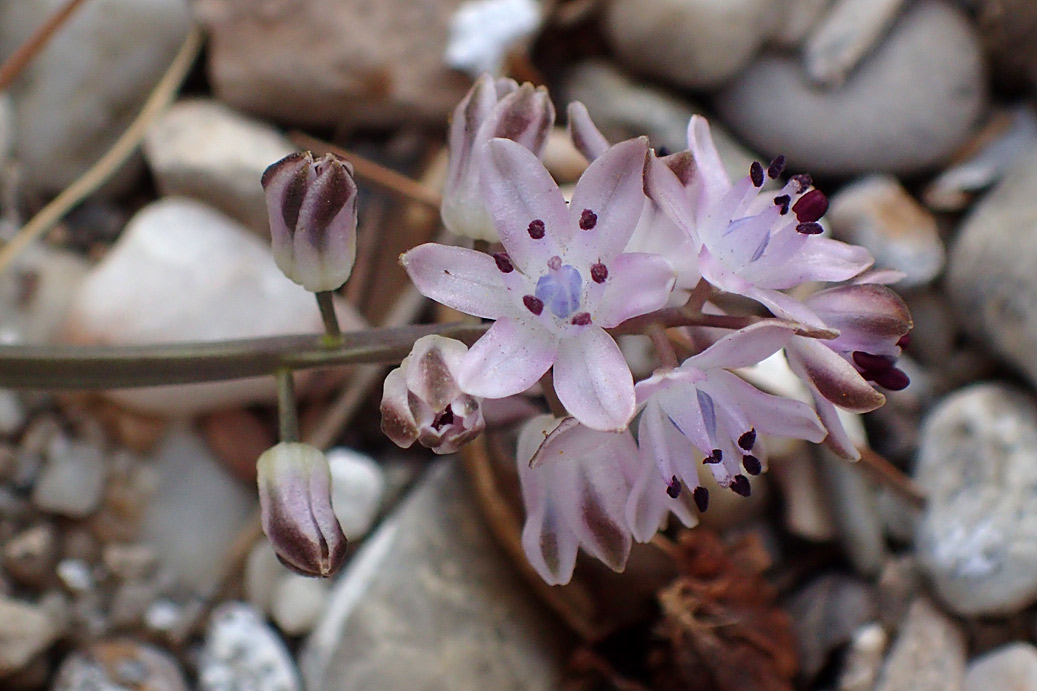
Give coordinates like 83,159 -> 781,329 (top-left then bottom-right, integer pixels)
630,322 -> 826,541
403,137 -> 674,431
647,116 -> 874,328
516,415 -> 638,585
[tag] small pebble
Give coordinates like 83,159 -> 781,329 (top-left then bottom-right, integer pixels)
32,437 -> 107,518
328,447 -> 387,540
0,596 -> 60,676
875,597 -> 966,691
964,642 -> 1037,691
270,575 -> 329,637
839,622 -> 888,691
200,602 -> 302,691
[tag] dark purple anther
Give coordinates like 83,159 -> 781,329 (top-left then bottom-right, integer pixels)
742,454 -> 762,476
523,295 -> 544,315
791,174 -> 813,193
793,189 -> 829,222
897,333 -> 911,350
579,209 -> 597,230
590,262 -> 608,283
796,222 -> 823,235
666,475 -> 682,499
767,155 -> 786,179
750,161 -> 764,188
738,428 -> 756,451
873,367 -> 910,391
527,219 -> 546,239
570,312 -> 591,326
493,252 -> 514,273
711,449 -> 723,462
774,194 -> 791,215
730,475 -> 751,497
693,486 -> 709,512
852,351 -> 894,373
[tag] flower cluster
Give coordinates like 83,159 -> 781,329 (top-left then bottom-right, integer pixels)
261,75 -> 912,586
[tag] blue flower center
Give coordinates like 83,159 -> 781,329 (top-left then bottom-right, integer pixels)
535,264 -> 582,319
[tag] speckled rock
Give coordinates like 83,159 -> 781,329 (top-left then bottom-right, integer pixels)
200,602 -> 301,691
875,597 -> 966,691
715,0 -> 986,175
603,0 -> 776,89
194,0 -> 472,128
915,383 -> 1037,616
948,144 -> 1037,389
964,642 -> 1037,691
52,640 -> 189,691
143,99 -> 297,234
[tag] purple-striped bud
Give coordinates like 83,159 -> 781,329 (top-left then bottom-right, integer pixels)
256,442 -> 348,578
380,335 -> 485,454
261,151 -> 358,292
442,74 -> 555,241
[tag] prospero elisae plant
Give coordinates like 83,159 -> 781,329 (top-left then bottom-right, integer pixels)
247,75 -> 914,584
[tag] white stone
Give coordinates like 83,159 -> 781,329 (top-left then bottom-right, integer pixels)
32,437 -> 107,518
445,0 -> 542,77
327,447 -> 387,540
604,0 -> 776,89
0,596 -> 59,675
0,0 -> 192,194
200,602 -> 301,691
875,598 -> 966,691
144,99 -> 297,234
803,0 -> 907,87
964,643 -> 1037,691
0,390 -> 26,436
271,575 -> 329,637
139,425 -> 256,590
245,542 -> 282,614
60,198 -> 359,416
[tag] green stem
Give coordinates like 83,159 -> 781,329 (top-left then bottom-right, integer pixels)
276,368 -> 299,443
315,291 -> 342,344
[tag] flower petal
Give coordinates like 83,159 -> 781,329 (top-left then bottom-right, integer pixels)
644,154 -> 699,244
401,243 -> 513,319
481,138 -> 570,272
684,321 -> 795,371
786,338 -> 885,413
707,370 -> 826,443
458,318 -> 558,398
807,284 -> 912,354
553,328 -> 635,431
567,101 -> 610,161
687,115 -> 731,205
760,236 -> 874,287
593,252 -> 676,327
567,137 -> 649,263
629,402 -> 699,542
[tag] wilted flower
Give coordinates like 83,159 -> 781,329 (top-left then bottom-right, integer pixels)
441,74 -> 554,241
261,151 -> 358,292
380,335 -> 485,454
631,322 -> 826,541
517,415 -> 638,585
403,137 -> 674,431
647,116 -> 873,328
256,442 -> 348,577
785,283 -> 912,458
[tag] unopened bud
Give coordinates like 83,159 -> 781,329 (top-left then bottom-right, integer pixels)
381,335 -> 485,454
261,151 -> 358,292
256,442 -> 348,578
442,74 -> 554,241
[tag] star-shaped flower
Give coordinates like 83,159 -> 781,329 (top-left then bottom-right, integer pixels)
403,136 -> 675,430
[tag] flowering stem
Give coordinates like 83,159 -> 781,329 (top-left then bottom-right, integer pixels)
538,369 -> 568,419
315,291 -> 343,344
647,324 -> 679,370
276,368 -> 299,443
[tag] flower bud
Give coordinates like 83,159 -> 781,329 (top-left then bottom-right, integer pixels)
256,442 -> 348,577
441,74 -> 554,241
381,335 -> 485,454
261,151 -> 358,292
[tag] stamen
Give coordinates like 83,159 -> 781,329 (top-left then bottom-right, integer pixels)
570,312 -> 591,326
767,155 -> 786,179
791,174 -> 813,193
873,367 -> 910,391
852,351 -> 894,373
750,161 -> 764,188
579,209 -> 597,230
742,454 -> 762,476
730,475 -> 751,497
693,486 -> 709,513
666,475 -> 682,499
432,407 -> 455,430
711,448 -> 723,462
527,219 -> 545,239
774,194 -> 791,215
590,263 -> 608,283
792,189 -> 829,222
796,222 -> 823,235
493,252 -> 514,273
738,429 -> 756,451
703,454 -> 720,465
522,295 -> 543,315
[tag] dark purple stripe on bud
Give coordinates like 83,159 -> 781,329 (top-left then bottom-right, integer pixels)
793,189 -> 829,222
750,161 -> 764,188
579,209 -> 597,230
570,312 -> 591,326
527,219 -> 546,239
730,475 -> 751,497
738,428 -> 756,451
742,455 -> 762,476
693,486 -> 709,512
796,222 -> 823,235
666,475 -> 681,499
493,252 -> 514,273
774,194 -> 791,215
590,262 -> 608,283
523,295 -> 544,315
767,155 -> 786,179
